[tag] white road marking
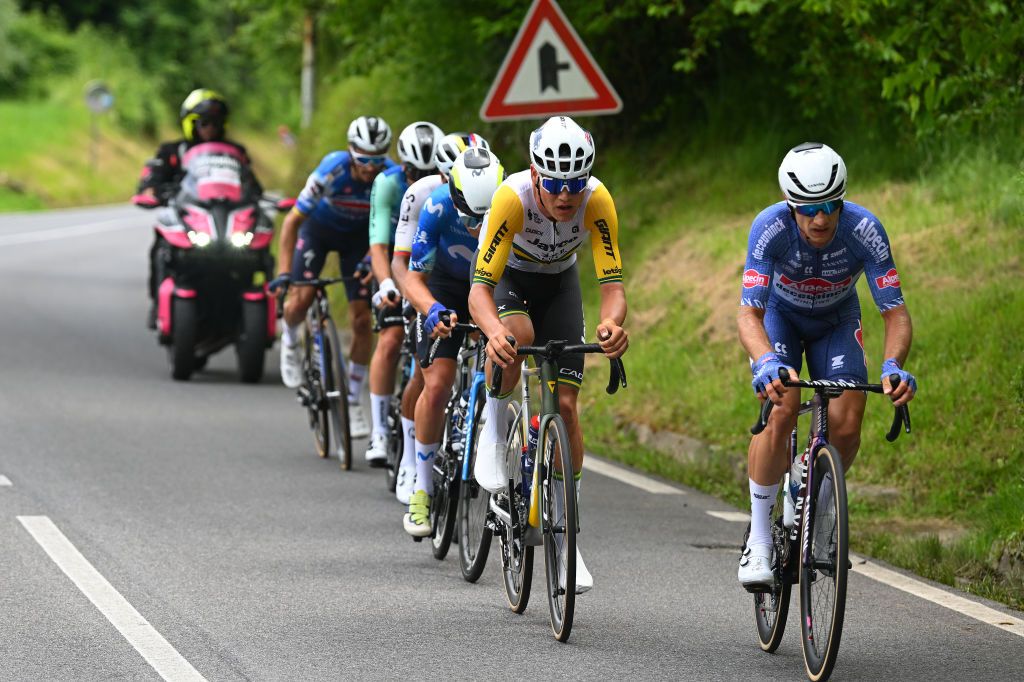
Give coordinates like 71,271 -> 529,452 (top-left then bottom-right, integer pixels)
17,516 -> 207,681
0,475 -> 11,486
0,218 -> 136,246
584,455 -> 683,494
705,510 -> 750,523
851,554 -> 1024,639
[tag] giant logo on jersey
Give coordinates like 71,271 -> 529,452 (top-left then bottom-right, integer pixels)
742,269 -> 769,288
874,268 -> 901,289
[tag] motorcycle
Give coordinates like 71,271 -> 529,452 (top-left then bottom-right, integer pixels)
133,142 -> 294,382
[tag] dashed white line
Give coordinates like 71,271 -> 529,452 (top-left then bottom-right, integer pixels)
18,515 -> 207,681
0,475 -> 12,486
705,510 -> 750,523
0,218 -> 135,246
585,455 -> 683,494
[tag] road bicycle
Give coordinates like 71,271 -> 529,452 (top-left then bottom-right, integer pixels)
489,338 -> 626,642
287,277 -> 359,470
748,367 -> 910,681
415,314 -> 480,562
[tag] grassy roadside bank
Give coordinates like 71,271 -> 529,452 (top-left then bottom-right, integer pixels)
576,141 -> 1024,609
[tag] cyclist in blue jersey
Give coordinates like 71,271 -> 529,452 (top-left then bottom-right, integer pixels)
270,115 -> 394,441
736,142 -> 917,587
401,148 -> 504,537
364,122 -> 444,467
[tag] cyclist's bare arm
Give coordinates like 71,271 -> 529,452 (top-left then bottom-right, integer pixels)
391,253 -> 410,294
275,208 -> 304,275
403,270 -> 437,318
881,304 -> 915,405
737,304 -> 792,400
369,243 -> 392,285
596,282 -> 628,358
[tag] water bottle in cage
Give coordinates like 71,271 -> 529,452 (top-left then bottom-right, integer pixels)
522,415 -> 539,499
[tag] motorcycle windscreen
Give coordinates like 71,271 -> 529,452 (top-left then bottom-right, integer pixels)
180,142 -> 245,202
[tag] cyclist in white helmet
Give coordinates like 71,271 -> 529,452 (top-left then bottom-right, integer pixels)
270,115 -> 394,442
736,142 -> 916,587
403,147 -> 504,536
364,121 -> 443,468
468,116 -> 629,593
388,132 -> 490,503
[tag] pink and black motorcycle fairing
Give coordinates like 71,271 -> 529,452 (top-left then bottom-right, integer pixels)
136,142 -> 290,381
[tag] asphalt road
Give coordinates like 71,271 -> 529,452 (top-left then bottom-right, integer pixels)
0,205 -> 1020,680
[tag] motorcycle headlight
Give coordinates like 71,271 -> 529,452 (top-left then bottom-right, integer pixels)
230,232 -> 254,248
187,230 -> 211,247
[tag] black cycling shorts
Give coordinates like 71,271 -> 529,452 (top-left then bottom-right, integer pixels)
415,271 -> 471,365
493,262 -> 585,388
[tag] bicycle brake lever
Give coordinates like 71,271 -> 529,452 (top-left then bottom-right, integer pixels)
751,399 -> 774,435
606,357 -> 626,395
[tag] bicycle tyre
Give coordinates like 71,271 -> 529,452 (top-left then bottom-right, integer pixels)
431,401 -> 460,559
541,414 -> 576,642
384,396 -> 402,492
304,320 -> 330,458
458,385 -> 493,583
800,444 -> 849,681
323,318 -> 352,471
501,402 -> 533,614
754,487 -> 793,653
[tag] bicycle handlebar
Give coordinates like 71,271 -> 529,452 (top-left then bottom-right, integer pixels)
749,367 -> 911,441
422,311 -> 479,368
488,336 -> 627,398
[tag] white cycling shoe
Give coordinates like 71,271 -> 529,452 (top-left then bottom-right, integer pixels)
473,441 -> 507,494
738,543 -> 774,587
557,545 -> 594,594
365,432 -> 388,467
395,465 -> 417,505
279,342 -> 302,389
348,403 -> 370,439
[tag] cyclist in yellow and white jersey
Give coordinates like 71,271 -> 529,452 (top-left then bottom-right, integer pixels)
468,116 -> 629,593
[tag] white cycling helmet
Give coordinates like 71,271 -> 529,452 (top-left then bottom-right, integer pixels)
397,121 -> 443,171
435,132 -> 490,177
529,116 -> 594,179
449,148 -> 504,219
778,142 -> 847,204
347,115 -> 392,154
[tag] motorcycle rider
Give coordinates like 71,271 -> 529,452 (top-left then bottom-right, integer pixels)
135,89 -> 262,328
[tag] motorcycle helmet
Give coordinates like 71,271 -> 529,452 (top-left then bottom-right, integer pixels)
180,89 -> 229,142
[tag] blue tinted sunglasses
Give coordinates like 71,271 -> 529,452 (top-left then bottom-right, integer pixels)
351,149 -> 388,166
539,175 -> 589,195
792,200 -> 843,217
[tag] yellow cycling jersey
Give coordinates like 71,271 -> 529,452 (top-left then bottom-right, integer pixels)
473,170 -> 623,287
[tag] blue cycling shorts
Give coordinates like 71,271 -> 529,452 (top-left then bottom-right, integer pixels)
291,217 -> 370,302
763,296 -> 868,383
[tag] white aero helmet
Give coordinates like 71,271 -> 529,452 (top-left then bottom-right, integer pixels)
434,132 -> 490,176
777,142 -> 847,204
397,121 -> 443,170
449,148 -> 504,219
529,116 -> 594,179
347,115 -> 392,154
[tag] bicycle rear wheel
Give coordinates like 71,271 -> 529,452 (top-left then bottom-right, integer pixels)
323,318 -> 352,471
500,403 -> 533,614
304,321 -> 330,458
431,401 -> 460,560
458,386 -> 492,583
541,414 -> 576,642
800,444 -> 848,681
753,485 -> 793,653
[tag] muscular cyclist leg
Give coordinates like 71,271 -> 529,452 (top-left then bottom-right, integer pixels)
283,286 -> 315,329
747,387 -> 801,486
412,358 -> 456,494
557,386 -> 584,473
369,325 -> 403,395
827,390 -> 866,471
348,300 -> 372,366
487,313 -> 535,394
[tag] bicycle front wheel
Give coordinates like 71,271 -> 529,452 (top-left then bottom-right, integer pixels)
458,386 -> 492,583
431,403 -> 460,559
754,484 -> 793,652
384,396 -> 402,492
323,318 -> 352,471
500,402 -> 533,613
541,414 -> 576,642
800,444 -> 849,681
304,321 -> 330,458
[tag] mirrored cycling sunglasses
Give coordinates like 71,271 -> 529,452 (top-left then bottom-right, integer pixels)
458,212 -> 482,229
351,150 -> 388,166
539,175 -> 589,195
792,200 -> 843,217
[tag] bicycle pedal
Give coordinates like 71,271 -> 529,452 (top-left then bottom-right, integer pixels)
412,536 -> 423,543
742,581 -> 774,595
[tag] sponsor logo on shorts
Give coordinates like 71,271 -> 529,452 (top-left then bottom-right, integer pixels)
743,269 -> 769,288
560,367 -> 583,382
831,355 -> 845,369
874,268 -> 901,289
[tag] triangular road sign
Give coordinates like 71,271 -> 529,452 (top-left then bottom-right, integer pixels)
480,0 -> 622,121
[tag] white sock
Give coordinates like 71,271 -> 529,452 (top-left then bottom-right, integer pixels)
370,393 -> 389,435
348,362 -> 367,401
414,439 -> 438,495
400,416 -> 416,469
482,393 -> 511,446
282,321 -> 300,347
748,480 -> 780,550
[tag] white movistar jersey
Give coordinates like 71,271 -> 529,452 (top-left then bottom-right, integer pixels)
394,174 -> 445,256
